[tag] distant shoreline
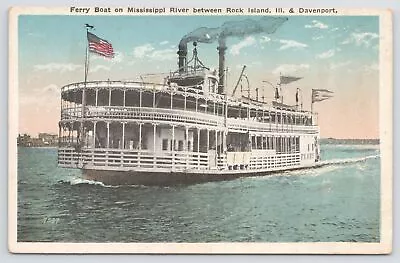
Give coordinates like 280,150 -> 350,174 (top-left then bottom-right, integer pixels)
17,146 -> 58,149
320,138 -> 379,145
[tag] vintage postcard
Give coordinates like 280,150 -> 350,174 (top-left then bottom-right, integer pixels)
8,7 -> 392,254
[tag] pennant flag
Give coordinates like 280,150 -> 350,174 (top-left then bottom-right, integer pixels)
87,32 -> 114,58
312,89 -> 334,103
280,75 -> 302,85
85,23 -> 95,30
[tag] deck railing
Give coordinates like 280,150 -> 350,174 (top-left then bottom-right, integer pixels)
59,147 -> 303,172
249,152 -> 301,170
61,106 -> 224,127
58,147 -> 213,171
61,106 -> 319,134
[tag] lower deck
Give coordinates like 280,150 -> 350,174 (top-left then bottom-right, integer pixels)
58,146 -> 317,174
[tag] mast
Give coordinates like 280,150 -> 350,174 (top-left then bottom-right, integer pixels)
232,65 -> 246,97
84,27 -> 90,83
79,25 -> 91,150
311,89 -> 314,113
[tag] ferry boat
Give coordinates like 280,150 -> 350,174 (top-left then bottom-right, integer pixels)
58,28 -> 326,185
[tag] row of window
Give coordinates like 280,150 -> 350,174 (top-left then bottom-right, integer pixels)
250,136 -> 300,153
162,139 -> 191,151
301,153 -> 314,160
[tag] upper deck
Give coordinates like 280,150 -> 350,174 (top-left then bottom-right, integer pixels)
60,79 -> 318,135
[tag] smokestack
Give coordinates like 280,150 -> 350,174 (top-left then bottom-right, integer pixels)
178,17 -> 288,78
217,44 -> 227,94
177,41 -> 187,73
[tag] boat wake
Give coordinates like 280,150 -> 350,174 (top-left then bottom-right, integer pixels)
268,153 -> 381,179
57,177 -> 148,188
317,154 -> 380,167
57,154 -> 380,187
58,178 -> 112,187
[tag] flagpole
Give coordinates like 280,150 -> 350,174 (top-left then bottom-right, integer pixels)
84,28 -> 90,82
80,27 -> 90,150
311,90 -> 314,113
279,72 -> 283,103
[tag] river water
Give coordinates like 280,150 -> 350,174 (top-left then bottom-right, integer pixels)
17,143 -> 380,242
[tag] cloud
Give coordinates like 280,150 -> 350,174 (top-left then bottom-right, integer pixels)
89,65 -> 111,73
148,48 -> 176,61
133,44 -> 176,61
259,36 -> 271,44
363,62 -> 379,72
230,36 -> 256,55
272,64 -> 310,75
312,35 -> 324,41
329,60 -> 351,70
27,32 -> 44,38
42,84 -> 59,94
21,84 -> 60,105
235,61 -> 261,69
316,49 -> 335,59
33,63 -> 82,73
341,32 -> 379,47
133,44 -> 155,58
111,51 -> 124,63
278,39 -> 308,50
92,51 -> 124,63
159,40 -> 169,45
305,20 -> 329,29
330,27 -> 339,32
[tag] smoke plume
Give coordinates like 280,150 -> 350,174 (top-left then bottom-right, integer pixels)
179,16 -> 288,46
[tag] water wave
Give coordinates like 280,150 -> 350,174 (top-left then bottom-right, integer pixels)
57,154 -> 379,187
57,177 -> 148,189
58,178 -> 115,188
318,154 -> 380,166
256,154 -> 380,179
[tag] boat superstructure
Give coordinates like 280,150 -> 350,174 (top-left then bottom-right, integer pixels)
58,21 -> 321,185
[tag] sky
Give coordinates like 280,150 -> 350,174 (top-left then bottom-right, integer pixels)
18,15 -> 379,139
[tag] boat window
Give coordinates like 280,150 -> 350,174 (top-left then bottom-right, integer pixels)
226,132 -> 251,152
178,140 -> 184,151
251,136 -> 256,149
162,139 -> 168,151
257,136 -> 262,150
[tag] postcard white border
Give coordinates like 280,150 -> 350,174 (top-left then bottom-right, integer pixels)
8,6 -> 393,254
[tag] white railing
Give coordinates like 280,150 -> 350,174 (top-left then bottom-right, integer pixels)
61,80 -> 313,116
226,118 -> 319,134
62,81 -> 215,100
58,148 -> 211,171
61,106 -> 224,126
249,153 -> 301,170
59,147 -> 303,173
60,106 -> 318,134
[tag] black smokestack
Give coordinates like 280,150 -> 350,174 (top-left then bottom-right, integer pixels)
178,27 -> 220,73
178,41 -> 187,73
178,17 -> 288,92
216,17 -> 288,94
217,39 -> 227,94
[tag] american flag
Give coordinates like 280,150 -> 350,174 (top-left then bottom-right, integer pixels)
87,32 -> 114,58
